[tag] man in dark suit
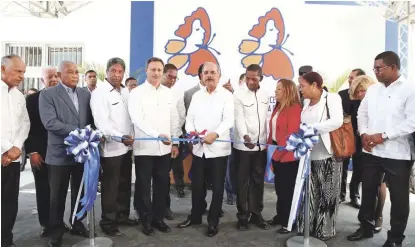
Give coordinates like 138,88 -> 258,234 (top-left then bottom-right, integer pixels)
338,68 -> 366,207
24,66 -> 67,237
39,61 -> 94,247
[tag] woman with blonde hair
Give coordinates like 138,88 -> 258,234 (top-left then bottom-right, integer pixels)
348,75 -> 386,234
267,79 -> 302,233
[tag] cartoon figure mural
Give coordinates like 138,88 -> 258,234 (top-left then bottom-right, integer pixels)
239,8 -> 294,80
165,7 -> 220,77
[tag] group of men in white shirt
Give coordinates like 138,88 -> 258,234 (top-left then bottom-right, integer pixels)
3,50 -> 414,247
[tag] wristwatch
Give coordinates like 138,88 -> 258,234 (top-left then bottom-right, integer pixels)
382,132 -> 388,140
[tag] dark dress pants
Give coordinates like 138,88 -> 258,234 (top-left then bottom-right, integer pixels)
48,164 -> 86,240
235,150 -> 266,222
1,162 -> 20,246
100,151 -> 132,228
359,153 -> 411,244
134,154 -> 171,224
32,162 -> 51,228
189,155 -> 227,226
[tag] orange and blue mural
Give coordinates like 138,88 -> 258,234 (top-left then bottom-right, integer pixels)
238,8 -> 294,80
165,7 -> 220,77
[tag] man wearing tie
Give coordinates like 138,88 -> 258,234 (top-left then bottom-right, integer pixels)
177,62 -> 234,237
25,67 -> 62,237
39,61 -> 94,247
1,54 -> 30,247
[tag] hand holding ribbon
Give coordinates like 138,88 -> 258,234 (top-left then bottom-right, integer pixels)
64,125 -> 103,222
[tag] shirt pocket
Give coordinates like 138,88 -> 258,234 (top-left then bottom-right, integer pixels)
243,101 -> 257,117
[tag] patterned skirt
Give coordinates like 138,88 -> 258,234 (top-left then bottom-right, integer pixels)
296,157 -> 341,239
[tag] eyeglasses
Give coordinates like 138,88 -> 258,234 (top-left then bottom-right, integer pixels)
167,75 -> 179,81
373,66 -> 389,73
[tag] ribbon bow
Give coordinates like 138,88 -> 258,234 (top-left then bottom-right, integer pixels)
64,125 -> 103,220
285,123 -> 319,159
185,130 -> 207,145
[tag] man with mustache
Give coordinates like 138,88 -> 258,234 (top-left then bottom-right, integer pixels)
177,62 -> 234,237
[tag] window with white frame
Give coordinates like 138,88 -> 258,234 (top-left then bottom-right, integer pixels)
3,42 -> 84,93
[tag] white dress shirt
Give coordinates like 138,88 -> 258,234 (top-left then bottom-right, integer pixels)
1,80 -> 30,163
186,86 -> 234,158
358,77 -> 415,160
128,81 -> 180,156
171,85 -> 186,136
90,81 -> 133,157
233,86 -> 269,151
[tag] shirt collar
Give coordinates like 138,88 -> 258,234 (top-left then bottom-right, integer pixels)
1,79 -> 9,89
105,79 -> 125,92
144,80 -> 164,90
198,81 -> 205,89
381,76 -> 404,89
60,82 -> 76,93
202,85 -> 220,94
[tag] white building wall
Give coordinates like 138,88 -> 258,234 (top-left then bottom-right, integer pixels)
0,1 -> 131,79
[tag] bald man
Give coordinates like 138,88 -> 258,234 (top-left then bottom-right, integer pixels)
25,67 -> 65,237
1,54 -> 30,247
39,61 -> 94,247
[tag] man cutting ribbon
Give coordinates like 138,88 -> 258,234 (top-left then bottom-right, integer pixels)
177,62 -> 234,237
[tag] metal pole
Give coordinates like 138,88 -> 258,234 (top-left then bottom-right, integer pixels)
89,209 -> 95,246
286,153 -> 327,247
303,172 -> 310,246
72,196 -> 113,247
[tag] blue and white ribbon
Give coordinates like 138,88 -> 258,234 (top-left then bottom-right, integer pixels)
64,125 -> 103,221
285,123 -> 320,159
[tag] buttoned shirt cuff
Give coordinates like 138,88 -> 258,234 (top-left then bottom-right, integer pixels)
384,129 -> 396,140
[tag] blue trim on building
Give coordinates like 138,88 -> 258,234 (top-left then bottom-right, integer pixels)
385,20 -> 399,53
304,1 -> 360,6
130,1 -> 154,83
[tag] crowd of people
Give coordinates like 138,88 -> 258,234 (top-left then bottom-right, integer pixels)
1,50 -> 414,247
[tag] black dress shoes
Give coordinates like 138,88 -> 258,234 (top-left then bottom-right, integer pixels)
249,216 -> 271,230
48,238 -> 62,247
40,226 -> 50,237
177,219 -> 200,228
70,222 -> 90,238
350,199 -> 361,209
141,223 -> 155,236
118,217 -> 139,226
347,228 -> 374,241
152,220 -> 171,233
383,240 -> 402,247
236,221 -> 249,231
207,225 -> 218,237
267,215 -> 282,226
101,225 -> 122,236
277,227 -> 290,234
